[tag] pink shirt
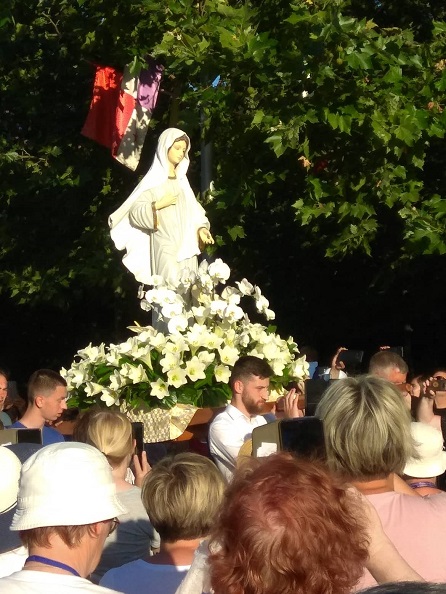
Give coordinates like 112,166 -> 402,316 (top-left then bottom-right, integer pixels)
355,491 -> 446,590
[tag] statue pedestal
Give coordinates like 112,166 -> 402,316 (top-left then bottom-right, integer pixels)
174,406 -> 225,442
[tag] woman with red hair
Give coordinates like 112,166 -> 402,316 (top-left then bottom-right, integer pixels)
208,452 -> 368,594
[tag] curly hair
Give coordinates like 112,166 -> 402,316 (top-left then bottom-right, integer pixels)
209,452 -> 368,594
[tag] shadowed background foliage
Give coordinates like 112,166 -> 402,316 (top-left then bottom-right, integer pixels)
1,0 -> 446,392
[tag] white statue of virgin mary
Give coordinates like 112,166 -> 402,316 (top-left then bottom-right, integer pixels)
109,128 -> 213,286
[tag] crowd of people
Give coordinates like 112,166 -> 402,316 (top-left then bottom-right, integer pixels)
1,348 -> 446,594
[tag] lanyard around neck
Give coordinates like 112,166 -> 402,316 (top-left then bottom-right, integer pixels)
26,555 -> 81,577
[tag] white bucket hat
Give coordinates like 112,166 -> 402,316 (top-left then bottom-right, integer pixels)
0,446 -> 21,514
11,442 -> 127,531
0,443 -> 42,553
404,422 -> 446,478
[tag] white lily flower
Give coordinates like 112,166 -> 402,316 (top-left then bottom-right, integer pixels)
134,328 -> 157,342
261,341 -> 282,361
104,347 -> 120,366
218,345 -> 239,366
198,272 -> 214,292
84,381 -> 105,396
77,343 -> 106,363
237,331 -> 250,348
70,365 -> 90,388
116,338 -> 136,355
168,315 -> 189,335
127,364 -> 148,384
100,388 -> 119,407
210,299 -> 226,317
265,308 -> 276,321
167,367 -> 188,388
186,324 -> 207,349
255,294 -> 270,313
236,278 -> 254,296
185,356 -> 207,381
290,356 -> 310,379
208,259 -> 230,283
160,351 -> 181,374
202,331 -> 224,350
140,299 -> 151,312
138,351 -> 153,370
150,378 -> 169,399
144,289 -> 161,304
178,267 -> 197,288
191,285 -> 212,306
197,350 -> 215,366
192,305 -> 210,325
198,259 -> 209,275
221,286 -> 241,304
162,338 -> 189,356
223,303 -> 244,323
148,274 -> 165,287
151,332 -> 169,351
248,348 -> 264,359
161,301 -> 184,319
214,364 -> 231,383
109,370 -> 129,391
248,324 -> 265,342
270,359 -> 286,376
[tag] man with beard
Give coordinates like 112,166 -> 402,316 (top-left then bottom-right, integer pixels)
209,356 -> 275,481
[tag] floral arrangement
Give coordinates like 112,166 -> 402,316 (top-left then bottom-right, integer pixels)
62,259 -> 308,412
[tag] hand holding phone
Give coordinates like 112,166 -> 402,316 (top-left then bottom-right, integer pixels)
431,377 -> 446,392
132,422 -> 144,465
132,450 -> 152,487
337,349 -> 364,365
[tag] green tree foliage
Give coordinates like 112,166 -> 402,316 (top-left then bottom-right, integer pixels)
0,0 -> 445,336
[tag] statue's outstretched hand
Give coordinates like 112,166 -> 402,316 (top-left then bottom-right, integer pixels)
155,194 -> 177,210
198,227 -> 214,245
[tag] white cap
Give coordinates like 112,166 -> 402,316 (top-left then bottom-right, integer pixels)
0,447 -> 21,514
404,422 -> 446,478
11,442 -> 127,531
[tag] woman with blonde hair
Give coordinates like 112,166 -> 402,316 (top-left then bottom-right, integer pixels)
316,375 -> 446,589
100,452 -> 225,594
73,409 -> 159,583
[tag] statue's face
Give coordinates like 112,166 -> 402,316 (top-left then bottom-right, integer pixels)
167,140 -> 187,168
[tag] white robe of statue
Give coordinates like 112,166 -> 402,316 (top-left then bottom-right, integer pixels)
109,128 -> 213,286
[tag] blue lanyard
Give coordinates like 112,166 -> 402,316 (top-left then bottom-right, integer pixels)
26,555 -> 81,577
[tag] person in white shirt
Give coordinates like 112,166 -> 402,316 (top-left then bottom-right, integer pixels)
0,442 -> 127,594
209,355 -> 303,481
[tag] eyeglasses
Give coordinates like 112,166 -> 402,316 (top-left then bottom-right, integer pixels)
107,518 -> 120,536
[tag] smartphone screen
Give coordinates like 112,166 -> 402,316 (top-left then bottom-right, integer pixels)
279,417 -> 326,461
304,379 -> 334,416
17,429 -> 42,445
132,422 -> 144,464
337,349 -> 364,365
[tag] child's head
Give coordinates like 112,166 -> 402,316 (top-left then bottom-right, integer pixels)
141,453 -> 225,543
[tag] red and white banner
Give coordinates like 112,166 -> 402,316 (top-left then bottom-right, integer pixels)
82,60 -> 163,171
